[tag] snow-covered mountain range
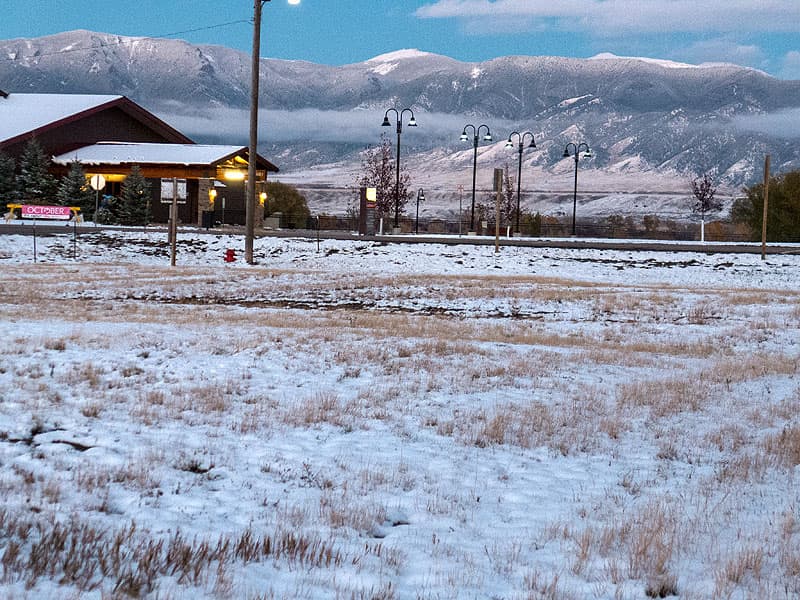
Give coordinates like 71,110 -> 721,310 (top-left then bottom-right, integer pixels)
2,30 -> 800,217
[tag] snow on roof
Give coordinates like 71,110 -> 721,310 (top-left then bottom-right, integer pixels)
0,93 -> 123,142
52,142 -> 247,166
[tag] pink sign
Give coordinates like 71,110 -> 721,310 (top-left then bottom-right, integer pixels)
21,205 -> 73,220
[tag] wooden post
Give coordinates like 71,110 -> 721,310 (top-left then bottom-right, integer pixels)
494,168 -> 503,253
170,177 -> 178,267
761,155 -> 770,261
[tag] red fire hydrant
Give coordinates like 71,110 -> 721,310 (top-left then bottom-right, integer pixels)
224,248 -> 236,262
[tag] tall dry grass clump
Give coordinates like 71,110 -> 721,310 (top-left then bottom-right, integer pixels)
0,510 -> 344,597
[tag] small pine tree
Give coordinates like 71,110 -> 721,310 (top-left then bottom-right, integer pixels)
56,161 -> 95,218
16,139 -> 56,202
0,153 -> 15,213
115,166 -> 152,226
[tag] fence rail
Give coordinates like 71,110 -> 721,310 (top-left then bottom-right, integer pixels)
294,214 -> 780,243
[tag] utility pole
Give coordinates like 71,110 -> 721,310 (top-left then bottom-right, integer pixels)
245,0 -> 265,265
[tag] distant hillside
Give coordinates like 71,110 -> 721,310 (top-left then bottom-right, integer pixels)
2,30 -> 800,217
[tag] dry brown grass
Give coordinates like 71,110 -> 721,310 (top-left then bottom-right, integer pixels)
3,260 -> 800,598
0,511 -> 344,595
616,376 -> 706,417
762,425 -> 800,468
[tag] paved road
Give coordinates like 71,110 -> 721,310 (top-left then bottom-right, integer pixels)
1,222 -> 798,255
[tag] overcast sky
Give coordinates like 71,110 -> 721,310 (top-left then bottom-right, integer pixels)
1,0 -> 799,79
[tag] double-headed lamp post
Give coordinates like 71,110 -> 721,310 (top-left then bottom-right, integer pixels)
461,124 -> 492,232
245,0 -> 300,264
562,142 -> 591,236
505,131 -> 536,235
382,107 -> 417,231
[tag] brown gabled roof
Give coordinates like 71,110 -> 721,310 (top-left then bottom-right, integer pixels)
0,93 -> 193,149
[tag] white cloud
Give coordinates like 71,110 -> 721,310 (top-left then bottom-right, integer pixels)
156,107 -> 487,144
733,108 -> 800,138
778,51 -> 800,80
415,0 -> 800,34
669,39 -> 766,69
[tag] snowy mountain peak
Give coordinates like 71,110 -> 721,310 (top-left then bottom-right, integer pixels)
589,52 -> 718,70
366,49 -> 432,63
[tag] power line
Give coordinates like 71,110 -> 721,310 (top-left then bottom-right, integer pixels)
0,20 -> 251,63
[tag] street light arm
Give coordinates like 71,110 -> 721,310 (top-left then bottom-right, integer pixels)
401,108 -> 417,126
523,132 -> 536,148
508,131 -> 536,152
382,107 -> 398,127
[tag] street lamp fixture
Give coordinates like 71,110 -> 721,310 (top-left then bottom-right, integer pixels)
505,131 -> 536,235
562,142 -> 591,236
461,123 -> 492,232
415,188 -> 425,234
245,0 -> 300,264
382,107 -> 417,231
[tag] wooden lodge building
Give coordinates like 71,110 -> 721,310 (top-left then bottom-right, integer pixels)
0,91 -> 278,225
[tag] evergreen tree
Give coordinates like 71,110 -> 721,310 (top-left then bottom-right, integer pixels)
732,170 -> 800,242
15,139 -> 56,202
115,166 -> 152,226
56,161 -> 95,218
0,153 -> 14,213
355,133 -> 411,219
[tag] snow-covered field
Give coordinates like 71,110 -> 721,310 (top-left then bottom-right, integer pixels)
1,229 -> 798,599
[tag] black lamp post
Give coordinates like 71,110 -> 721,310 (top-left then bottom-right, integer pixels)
563,142 -> 591,236
382,107 -> 417,231
505,131 -> 536,235
461,124 -> 492,233
415,188 -> 425,234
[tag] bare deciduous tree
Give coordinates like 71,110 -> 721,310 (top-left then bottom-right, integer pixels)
354,133 -> 411,219
691,173 -> 721,220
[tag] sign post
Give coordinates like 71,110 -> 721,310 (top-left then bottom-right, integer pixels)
457,184 -> 464,237
359,187 -> 377,235
89,174 -> 106,226
493,168 -> 503,253
20,204 -> 76,262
